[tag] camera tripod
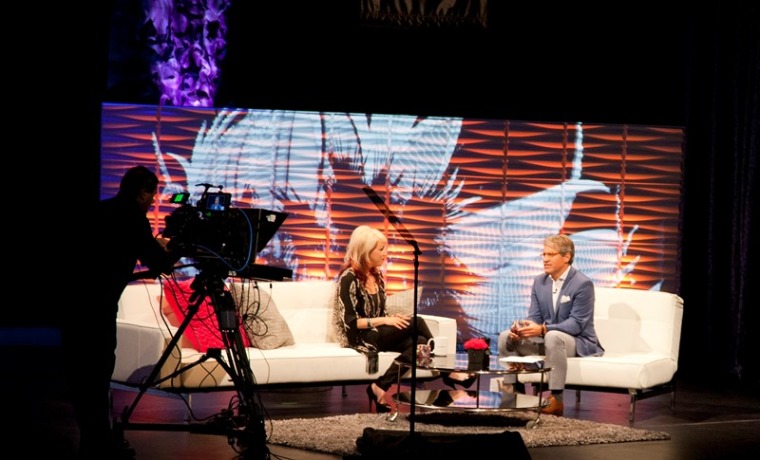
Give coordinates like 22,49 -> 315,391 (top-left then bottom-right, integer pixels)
115,269 -> 269,459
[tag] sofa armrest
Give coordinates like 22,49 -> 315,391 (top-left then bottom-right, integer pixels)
419,314 -> 457,356
114,320 -> 164,383
114,318 -> 178,384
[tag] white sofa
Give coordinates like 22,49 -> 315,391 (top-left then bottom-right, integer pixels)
507,287 -> 684,422
113,279 -> 457,392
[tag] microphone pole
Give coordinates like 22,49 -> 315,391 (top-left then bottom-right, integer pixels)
362,186 -> 421,437
408,240 -> 421,436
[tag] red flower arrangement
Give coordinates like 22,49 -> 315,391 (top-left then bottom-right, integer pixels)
463,338 -> 489,350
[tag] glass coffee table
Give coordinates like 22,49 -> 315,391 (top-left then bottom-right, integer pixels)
392,353 -> 552,428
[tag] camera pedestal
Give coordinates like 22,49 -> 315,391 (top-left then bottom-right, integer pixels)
116,270 -> 269,459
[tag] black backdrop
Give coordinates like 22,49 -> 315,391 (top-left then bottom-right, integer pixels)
18,1 -> 757,387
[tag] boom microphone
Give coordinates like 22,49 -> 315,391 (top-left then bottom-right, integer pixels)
195,183 -> 224,191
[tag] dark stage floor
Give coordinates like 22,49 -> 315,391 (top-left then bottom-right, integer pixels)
7,343 -> 760,460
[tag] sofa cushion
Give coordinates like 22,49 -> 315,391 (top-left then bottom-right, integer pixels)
262,280 -> 340,342
118,280 -> 163,323
231,281 -> 295,349
283,308 -> 335,343
385,287 -> 423,316
162,278 -> 252,352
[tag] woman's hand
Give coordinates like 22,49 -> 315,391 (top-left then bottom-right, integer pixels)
385,314 -> 411,329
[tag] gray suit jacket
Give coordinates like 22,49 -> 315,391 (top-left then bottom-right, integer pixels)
527,266 -> 604,357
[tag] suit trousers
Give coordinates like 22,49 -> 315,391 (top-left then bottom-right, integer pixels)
497,329 -> 577,390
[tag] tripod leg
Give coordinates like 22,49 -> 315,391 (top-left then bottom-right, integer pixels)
211,282 -> 270,459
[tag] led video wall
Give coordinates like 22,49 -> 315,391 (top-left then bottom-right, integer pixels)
101,103 -> 684,344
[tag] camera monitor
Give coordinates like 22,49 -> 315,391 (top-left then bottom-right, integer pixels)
204,192 -> 231,212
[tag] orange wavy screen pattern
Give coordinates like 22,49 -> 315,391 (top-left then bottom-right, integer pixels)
101,103 -> 684,341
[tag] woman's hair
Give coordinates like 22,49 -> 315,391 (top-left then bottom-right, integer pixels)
341,225 -> 386,282
544,234 -> 575,264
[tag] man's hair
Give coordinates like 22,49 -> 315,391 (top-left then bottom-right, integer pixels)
545,234 -> 575,265
118,165 -> 159,199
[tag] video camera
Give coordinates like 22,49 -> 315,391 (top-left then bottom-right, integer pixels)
162,185 -> 288,274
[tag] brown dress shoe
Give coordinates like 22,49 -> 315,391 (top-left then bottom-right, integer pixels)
540,395 -> 564,416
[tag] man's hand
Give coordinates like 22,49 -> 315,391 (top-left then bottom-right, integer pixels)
156,235 -> 171,252
510,319 -> 542,339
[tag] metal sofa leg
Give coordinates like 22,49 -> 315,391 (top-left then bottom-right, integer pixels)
628,390 -> 637,423
342,385 -> 347,397
186,393 -> 192,422
575,389 -> 581,404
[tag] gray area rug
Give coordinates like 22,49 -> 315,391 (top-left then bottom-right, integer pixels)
268,412 -> 670,456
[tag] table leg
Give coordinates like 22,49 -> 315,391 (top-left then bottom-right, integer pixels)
387,364 -> 403,422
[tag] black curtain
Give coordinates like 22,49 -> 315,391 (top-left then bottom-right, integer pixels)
679,3 -> 759,386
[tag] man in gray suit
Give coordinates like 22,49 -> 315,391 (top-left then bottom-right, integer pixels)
497,234 -> 604,416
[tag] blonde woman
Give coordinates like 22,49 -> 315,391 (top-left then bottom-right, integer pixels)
333,225 -> 472,412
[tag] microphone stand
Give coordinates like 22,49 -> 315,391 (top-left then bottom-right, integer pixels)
362,186 -> 421,437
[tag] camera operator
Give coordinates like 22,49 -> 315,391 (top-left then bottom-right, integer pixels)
62,165 -> 177,459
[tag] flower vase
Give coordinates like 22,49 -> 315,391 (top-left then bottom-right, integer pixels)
467,349 -> 489,371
